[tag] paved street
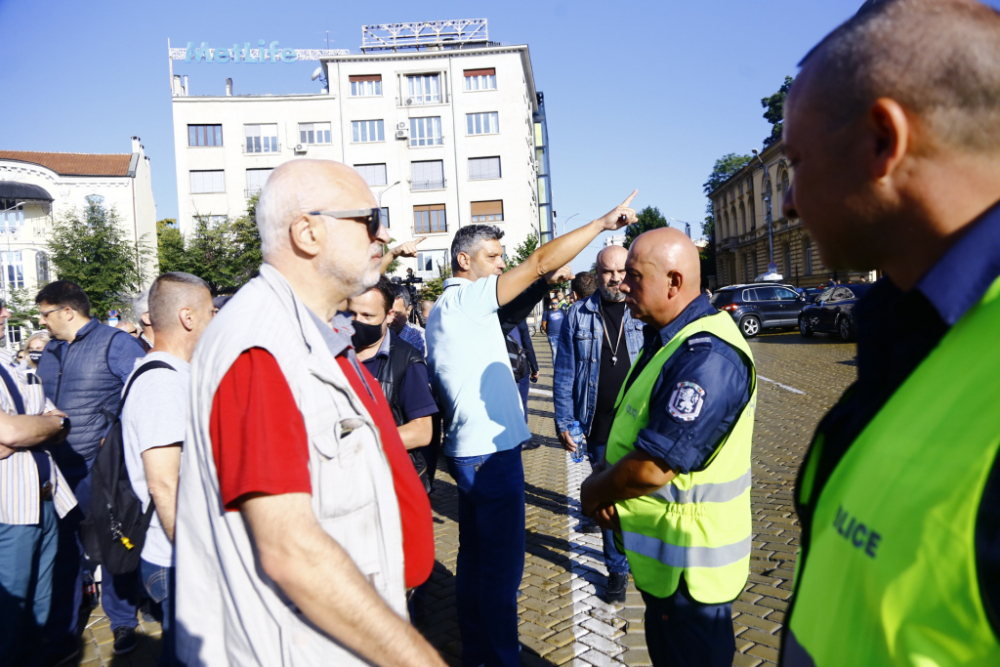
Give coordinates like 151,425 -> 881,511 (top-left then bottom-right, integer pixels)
73,329 -> 857,666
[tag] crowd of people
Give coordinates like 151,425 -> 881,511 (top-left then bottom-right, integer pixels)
2,1 -> 1000,665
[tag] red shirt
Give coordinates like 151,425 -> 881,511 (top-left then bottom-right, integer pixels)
210,347 -> 434,589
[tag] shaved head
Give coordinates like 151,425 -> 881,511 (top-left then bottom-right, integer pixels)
148,272 -> 212,332
621,228 -> 701,327
596,245 -> 627,269
596,244 -> 629,302
795,0 -> 1000,153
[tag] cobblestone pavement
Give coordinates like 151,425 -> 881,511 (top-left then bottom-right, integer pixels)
73,329 -> 856,666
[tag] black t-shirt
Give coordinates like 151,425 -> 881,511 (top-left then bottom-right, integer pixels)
589,300 -> 631,445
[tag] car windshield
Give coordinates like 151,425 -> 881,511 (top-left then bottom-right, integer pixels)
710,291 -> 735,307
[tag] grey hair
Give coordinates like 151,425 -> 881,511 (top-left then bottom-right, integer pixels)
450,224 -> 505,272
255,170 -> 296,259
148,272 -> 211,329
798,0 -> 1000,152
132,289 -> 149,318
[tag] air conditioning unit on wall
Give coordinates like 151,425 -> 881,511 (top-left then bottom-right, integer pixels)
396,122 -> 408,130
395,129 -> 409,140
294,144 -> 307,154
404,97 -> 415,106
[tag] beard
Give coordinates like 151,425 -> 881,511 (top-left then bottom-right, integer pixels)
319,241 -> 382,298
599,281 -> 626,303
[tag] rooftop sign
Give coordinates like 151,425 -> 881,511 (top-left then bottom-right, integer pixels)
169,40 -> 349,62
361,19 -> 489,52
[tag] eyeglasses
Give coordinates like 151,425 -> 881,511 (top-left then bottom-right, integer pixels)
39,306 -> 66,318
307,208 -> 382,237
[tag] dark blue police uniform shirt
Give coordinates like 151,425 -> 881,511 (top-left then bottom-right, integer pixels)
800,198 -> 1000,635
625,294 -> 752,474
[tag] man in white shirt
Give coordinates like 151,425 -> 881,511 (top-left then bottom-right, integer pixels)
121,272 -> 214,665
426,191 -> 638,667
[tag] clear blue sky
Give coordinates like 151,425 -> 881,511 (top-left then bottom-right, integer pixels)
0,0 -> 927,271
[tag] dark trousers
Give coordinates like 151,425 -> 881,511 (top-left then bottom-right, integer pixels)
517,375 -> 530,423
44,466 -> 137,658
0,499 -> 58,666
446,446 -> 526,667
587,443 -> 629,575
139,559 -> 175,667
640,579 -> 735,667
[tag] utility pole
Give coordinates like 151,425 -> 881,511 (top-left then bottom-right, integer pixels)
751,149 -> 775,268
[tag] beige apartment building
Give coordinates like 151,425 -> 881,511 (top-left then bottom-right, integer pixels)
709,140 -> 865,288
170,19 -> 555,281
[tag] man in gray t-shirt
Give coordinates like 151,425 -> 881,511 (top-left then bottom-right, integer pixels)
121,272 -> 214,664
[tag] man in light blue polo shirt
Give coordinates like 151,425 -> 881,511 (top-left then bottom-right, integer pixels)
426,191 -> 639,667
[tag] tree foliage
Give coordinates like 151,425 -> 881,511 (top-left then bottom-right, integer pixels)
47,200 -> 153,318
761,76 -> 794,148
623,206 -> 669,249
6,287 -> 38,332
505,232 -> 539,270
702,153 -> 753,200
420,260 -> 452,302
155,195 -> 263,294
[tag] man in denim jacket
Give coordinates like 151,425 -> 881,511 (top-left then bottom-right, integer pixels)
554,245 -> 644,602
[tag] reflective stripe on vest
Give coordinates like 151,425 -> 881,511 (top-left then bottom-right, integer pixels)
605,311 -> 756,604
786,275 -> 1000,666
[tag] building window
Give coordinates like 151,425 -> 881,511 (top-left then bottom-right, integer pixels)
469,156 -> 501,180
35,251 -> 49,284
381,207 -> 390,229
784,243 -> 792,278
244,124 -> 278,153
406,74 -> 441,105
352,120 -> 385,143
411,161 -> 444,190
2,251 -> 24,290
414,204 -> 446,234
299,122 -> 331,145
471,200 -> 503,223
464,68 -> 496,91
355,164 -> 387,187
740,202 -> 747,235
466,112 -> 499,135
0,205 -> 23,235
195,215 -> 228,227
6,326 -> 22,347
804,239 -> 813,275
416,249 -> 446,278
246,168 -> 274,197
190,170 -> 226,194
349,74 -> 382,97
409,117 -> 442,147
188,124 -> 223,147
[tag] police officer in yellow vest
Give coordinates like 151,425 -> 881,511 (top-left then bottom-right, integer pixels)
778,1 -> 1000,665
581,228 -> 756,666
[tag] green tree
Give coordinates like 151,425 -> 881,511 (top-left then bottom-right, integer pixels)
761,75 -> 794,148
229,193 -> 262,285
420,260 -> 452,302
623,206 -> 670,249
505,232 -> 539,270
47,200 -> 152,318
701,153 -> 752,287
157,218 -> 187,274
6,287 -> 38,332
186,217 -> 240,294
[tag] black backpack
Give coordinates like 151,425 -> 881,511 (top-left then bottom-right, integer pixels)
506,334 -> 529,382
80,360 -> 175,575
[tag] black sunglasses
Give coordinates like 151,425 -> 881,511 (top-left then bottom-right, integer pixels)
308,208 -> 382,237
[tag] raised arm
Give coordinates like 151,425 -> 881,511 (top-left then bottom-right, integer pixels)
496,191 -> 638,306
242,492 -> 446,667
380,237 -> 427,275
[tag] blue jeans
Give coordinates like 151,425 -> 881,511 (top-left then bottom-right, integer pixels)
516,375 -> 530,423
140,560 -> 174,666
640,578 -> 735,667
547,335 -> 559,367
588,443 -> 630,575
0,499 -> 58,666
44,465 -> 137,658
446,446 -> 526,667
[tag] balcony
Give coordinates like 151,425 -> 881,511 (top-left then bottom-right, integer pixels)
411,179 -> 446,191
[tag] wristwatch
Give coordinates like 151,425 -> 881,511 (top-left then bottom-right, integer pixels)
59,416 -> 70,432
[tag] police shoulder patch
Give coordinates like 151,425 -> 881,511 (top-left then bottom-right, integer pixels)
668,381 -> 705,422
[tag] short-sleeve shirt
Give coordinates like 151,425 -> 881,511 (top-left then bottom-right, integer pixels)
543,308 -> 566,338
209,344 -> 434,589
426,275 -> 531,457
122,351 -> 189,568
361,332 -> 438,423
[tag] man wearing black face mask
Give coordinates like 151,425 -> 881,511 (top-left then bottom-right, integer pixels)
347,277 -> 438,452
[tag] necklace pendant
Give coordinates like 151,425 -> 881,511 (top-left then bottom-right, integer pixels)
611,355 -> 617,365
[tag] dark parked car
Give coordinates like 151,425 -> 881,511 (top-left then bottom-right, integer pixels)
710,284 -> 809,338
798,283 -> 874,341
801,287 -> 826,303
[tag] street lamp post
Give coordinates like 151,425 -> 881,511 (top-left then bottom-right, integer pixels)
559,213 -> 579,237
751,149 -> 775,270
377,180 -> 401,206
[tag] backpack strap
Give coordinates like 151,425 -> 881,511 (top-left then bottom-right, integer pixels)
0,363 -> 26,415
119,360 -> 176,418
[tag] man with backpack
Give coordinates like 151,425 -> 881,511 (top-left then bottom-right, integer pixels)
35,281 -> 147,662
120,272 -> 214,664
